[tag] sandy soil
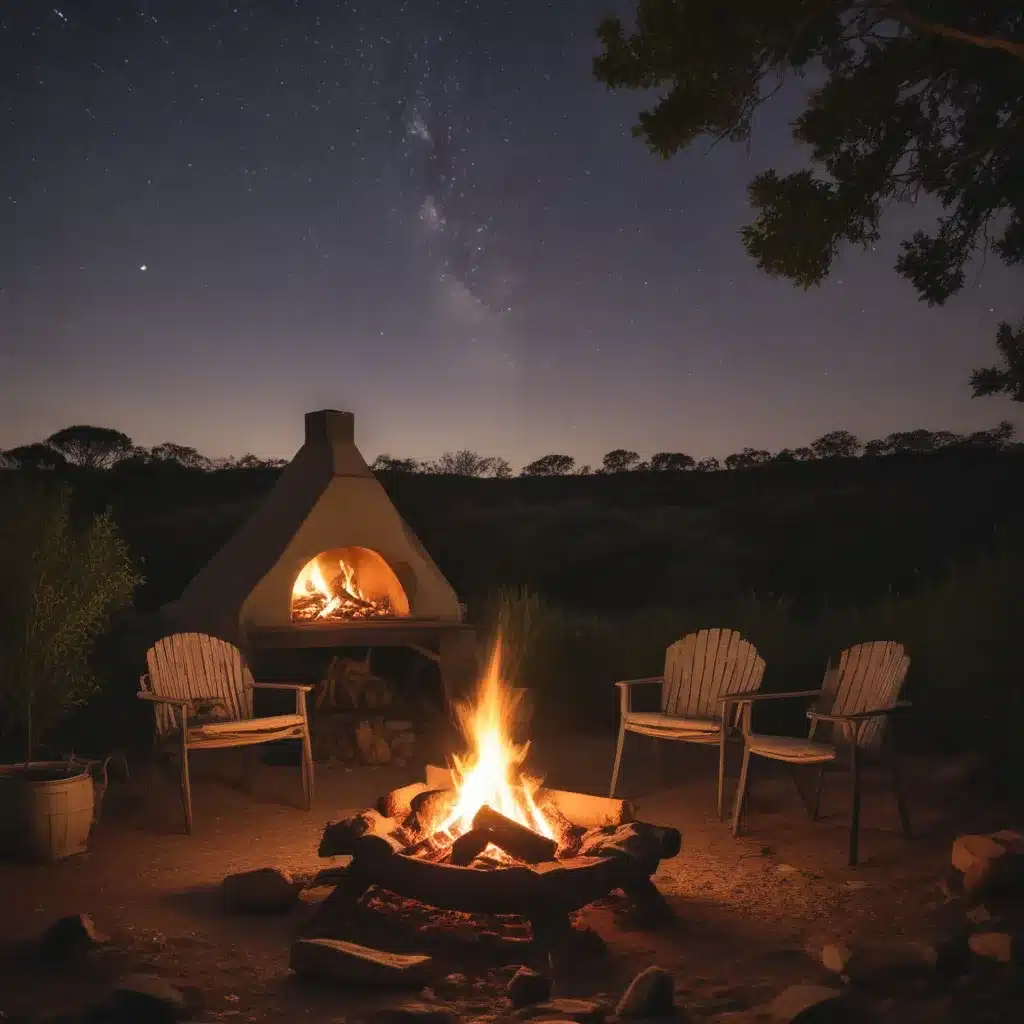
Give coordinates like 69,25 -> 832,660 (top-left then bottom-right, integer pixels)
0,733 -> 1019,1022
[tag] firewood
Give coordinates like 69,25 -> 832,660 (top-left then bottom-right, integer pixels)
378,781 -> 429,821
471,805 -> 558,864
409,788 -> 456,833
424,763 -> 454,790
577,821 -> 681,869
537,798 -> 584,855
450,827 -> 494,866
538,787 -> 634,827
318,809 -> 397,857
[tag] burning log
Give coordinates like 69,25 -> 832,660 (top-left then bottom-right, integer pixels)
578,821 -> 682,871
319,809 -> 398,857
378,781 -> 429,821
449,827 -> 494,866
471,805 -> 558,864
408,788 -> 456,833
537,798 -> 586,857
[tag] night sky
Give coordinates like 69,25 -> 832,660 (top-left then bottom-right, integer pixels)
1,2 -> 1020,467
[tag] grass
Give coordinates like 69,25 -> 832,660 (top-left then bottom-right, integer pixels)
474,546 -> 1024,761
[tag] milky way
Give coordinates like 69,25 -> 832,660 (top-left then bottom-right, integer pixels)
0,2 -> 1019,464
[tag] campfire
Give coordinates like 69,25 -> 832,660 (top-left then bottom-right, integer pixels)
291,547 -> 410,623
310,637 -> 681,948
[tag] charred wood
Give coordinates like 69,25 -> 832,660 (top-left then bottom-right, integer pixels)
471,805 -> 558,864
319,809 -> 398,857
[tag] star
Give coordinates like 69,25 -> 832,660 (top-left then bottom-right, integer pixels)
139,264 -> 147,272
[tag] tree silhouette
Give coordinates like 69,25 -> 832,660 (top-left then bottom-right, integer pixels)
45,425 -> 133,469
724,448 -> 773,470
521,454 -> 576,476
649,451 -> 696,472
810,430 -> 861,459
601,449 -> 641,473
429,450 -> 498,477
971,322 -> 1024,402
146,442 -> 211,469
372,455 -> 423,473
774,447 -> 814,463
3,444 -> 69,470
695,457 -> 720,472
488,457 -> 513,479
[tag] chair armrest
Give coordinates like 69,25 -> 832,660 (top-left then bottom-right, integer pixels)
808,700 -> 911,724
253,681 -> 314,692
720,689 -> 821,704
614,676 -> 664,689
136,691 -> 190,706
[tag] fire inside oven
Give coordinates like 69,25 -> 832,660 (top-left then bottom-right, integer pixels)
291,546 -> 410,623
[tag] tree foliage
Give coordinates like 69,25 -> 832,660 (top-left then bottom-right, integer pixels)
0,482 -> 141,761
521,453 -> 577,476
811,429 -> 862,459
725,447 -> 774,469
649,451 -> 697,471
601,449 -> 642,473
595,2 -> 1024,389
45,425 -> 134,469
971,322 -> 1024,401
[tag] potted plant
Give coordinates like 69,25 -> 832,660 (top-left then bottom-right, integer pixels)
0,480 -> 141,860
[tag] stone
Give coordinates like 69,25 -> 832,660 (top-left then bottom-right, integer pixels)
615,966 -> 675,1018
952,834 -> 1007,886
968,932 -> 1014,964
508,967 -> 552,1009
991,828 -> 1024,853
766,985 -> 852,1022
369,1004 -> 458,1024
104,974 -> 188,1022
222,866 -> 301,914
515,998 -> 606,1023
290,938 -> 433,986
820,939 -> 938,985
39,913 -> 108,959
776,863 -> 799,876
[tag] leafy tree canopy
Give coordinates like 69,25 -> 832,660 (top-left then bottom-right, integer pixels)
811,429 -> 862,459
650,451 -> 697,471
601,449 -> 642,472
45,425 -> 133,469
521,453 -> 576,476
971,322 -> 1024,401
595,2 -> 1024,388
725,447 -> 774,469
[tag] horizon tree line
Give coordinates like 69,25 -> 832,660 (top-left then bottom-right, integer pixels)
1,421 -> 1017,477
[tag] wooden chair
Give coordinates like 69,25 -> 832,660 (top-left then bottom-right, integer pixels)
729,640 -> 912,866
138,632 -> 314,834
609,628 -> 766,818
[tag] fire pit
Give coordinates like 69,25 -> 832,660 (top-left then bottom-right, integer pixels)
308,641 -> 681,949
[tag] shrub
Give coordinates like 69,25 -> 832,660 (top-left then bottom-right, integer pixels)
0,481 -> 142,762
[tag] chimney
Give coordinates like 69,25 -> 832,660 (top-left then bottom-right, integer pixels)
304,410 -> 355,450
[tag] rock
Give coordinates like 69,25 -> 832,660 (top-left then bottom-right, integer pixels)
290,938 -> 433,986
102,974 -> 188,1022
39,913 -> 108,959
952,834 -> 1007,884
953,832 -> 1024,896
369,1004 -> 458,1024
968,932 -> 1014,964
615,966 -> 675,1018
222,866 -> 301,914
842,880 -> 869,891
991,828 -> 1024,853
766,984 -> 852,1022
508,967 -> 552,1009
515,998 -> 606,1023
820,939 -> 938,984
776,863 -> 799,876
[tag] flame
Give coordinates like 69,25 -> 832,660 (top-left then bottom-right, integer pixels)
291,553 -> 393,621
434,635 -> 554,851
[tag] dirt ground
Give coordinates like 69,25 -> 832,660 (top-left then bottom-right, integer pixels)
0,732 -> 1020,1022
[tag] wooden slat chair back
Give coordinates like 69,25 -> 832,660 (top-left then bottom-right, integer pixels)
812,641 -> 909,753
663,628 -> 765,720
610,628 -> 766,819
730,639 -> 912,866
146,633 -> 255,737
139,632 -> 314,835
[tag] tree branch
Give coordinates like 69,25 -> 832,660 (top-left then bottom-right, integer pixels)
891,5 -> 1024,61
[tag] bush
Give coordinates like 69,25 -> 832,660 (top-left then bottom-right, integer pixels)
0,481 -> 142,762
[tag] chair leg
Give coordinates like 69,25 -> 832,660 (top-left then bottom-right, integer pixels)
300,726 -> 315,811
888,741 -> 912,838
790,765 -> 815,819
731,745 -> 752,837
179,735 -> 193,836
810,765 -> 826,821
716,725 -> 728,821
848,744 -> 862,867
609,722 -> 627,798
